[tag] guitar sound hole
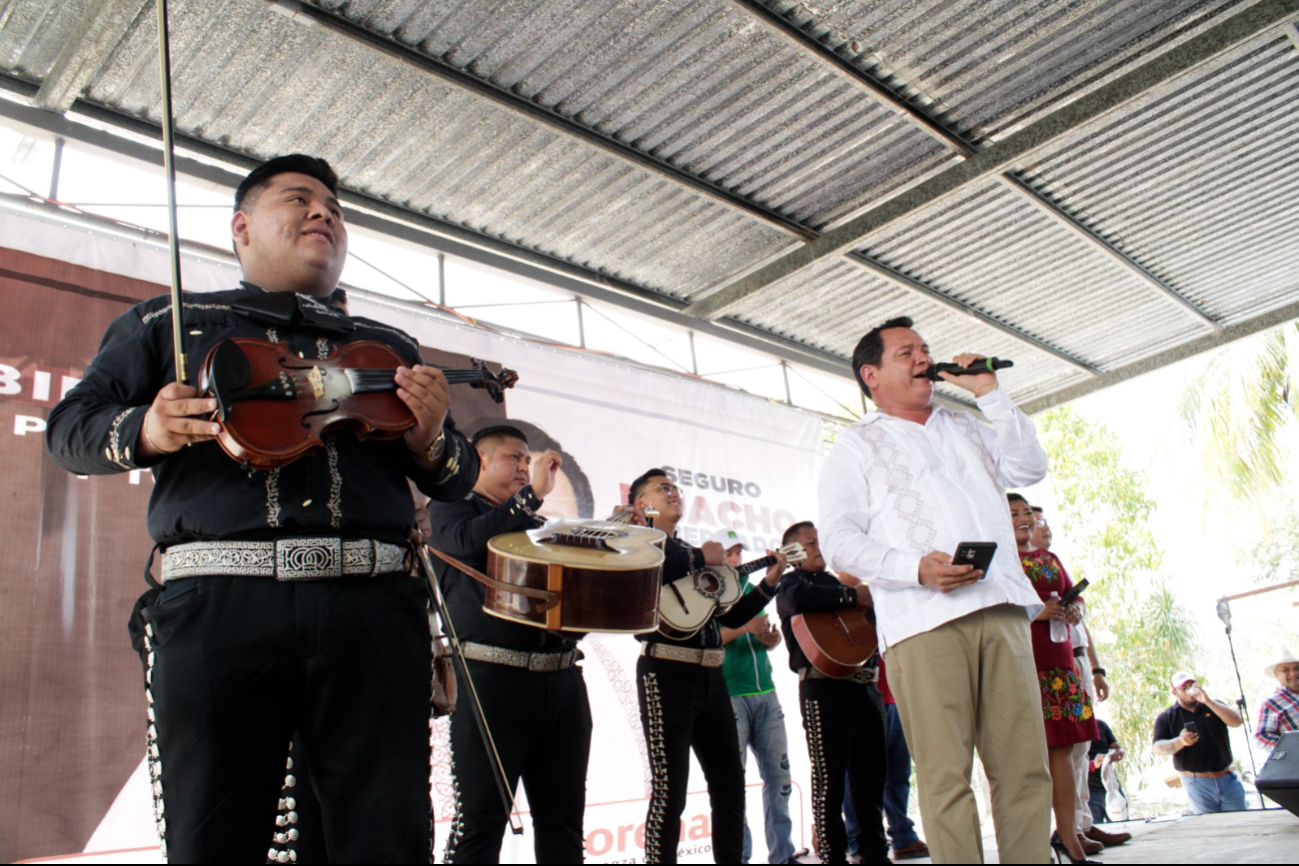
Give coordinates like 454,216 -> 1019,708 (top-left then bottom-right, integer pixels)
695,572 -> 721,598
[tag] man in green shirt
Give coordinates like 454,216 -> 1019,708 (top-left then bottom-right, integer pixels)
718,530 -> 805,864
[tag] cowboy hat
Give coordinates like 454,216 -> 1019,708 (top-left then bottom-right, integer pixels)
1264,648 -> 1299,679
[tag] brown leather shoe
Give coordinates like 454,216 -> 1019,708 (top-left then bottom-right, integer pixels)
1085,825 -> 1132,845
891,840 -> 930,860
1077,834 -> 1104,855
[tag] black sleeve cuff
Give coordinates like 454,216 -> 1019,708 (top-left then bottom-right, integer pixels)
691,548 -> 706,571
108,406 -> 149,470
754,579 -> 777,599
509,485 -> 544,518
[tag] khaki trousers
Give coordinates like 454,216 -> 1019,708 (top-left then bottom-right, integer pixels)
885,604 -> 1052,864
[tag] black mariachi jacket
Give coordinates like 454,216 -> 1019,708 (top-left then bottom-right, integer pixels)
46,284 -> 476,547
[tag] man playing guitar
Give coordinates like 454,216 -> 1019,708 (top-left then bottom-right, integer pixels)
427,425 -> 591,864
628,469 -> 787,864
776,521 -> 889,864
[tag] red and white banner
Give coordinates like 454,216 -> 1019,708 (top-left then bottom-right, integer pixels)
0,204 -> 823,863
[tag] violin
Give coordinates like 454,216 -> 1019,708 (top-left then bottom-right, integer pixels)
198,337 -> 518,470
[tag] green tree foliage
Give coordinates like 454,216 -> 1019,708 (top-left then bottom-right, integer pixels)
1039,405 -> 1197,784
1178,323 -> 1299,504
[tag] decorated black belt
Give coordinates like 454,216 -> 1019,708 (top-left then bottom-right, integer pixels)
641,642 -> 726,668
160,538 -> 407,582
800,665 -> 878,684
460,642 -> 582,672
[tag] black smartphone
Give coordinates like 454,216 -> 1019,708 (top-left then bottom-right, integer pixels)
1058,578 -> 1090,606
1183,722 -> 1199,736
953,542 -> 997,576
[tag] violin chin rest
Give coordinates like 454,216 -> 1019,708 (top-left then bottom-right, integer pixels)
208,340 -> 251,422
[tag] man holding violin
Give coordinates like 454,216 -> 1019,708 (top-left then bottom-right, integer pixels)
426,424 -> 593,864
46,154 -> 477,862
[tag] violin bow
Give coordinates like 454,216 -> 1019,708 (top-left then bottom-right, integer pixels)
155,0 -> 188,384
418,545 -> 526,834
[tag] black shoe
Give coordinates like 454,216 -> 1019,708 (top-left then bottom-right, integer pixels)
1050,831 -> 1102,865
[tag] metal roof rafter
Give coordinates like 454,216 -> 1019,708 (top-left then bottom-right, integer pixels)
274,0 -> 816,241
0,79 -> 857,383
259,2 -> 1110,377
32,0 -> 142,113
686,0 -> 1299,320
843,252 -> 1101,376
724,0 -> 1220,330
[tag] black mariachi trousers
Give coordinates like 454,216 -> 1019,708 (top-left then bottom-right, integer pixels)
799,678 -> 890,864
443,659 -> 593,864
139,574 -> 433,864
637,656 -> 746,865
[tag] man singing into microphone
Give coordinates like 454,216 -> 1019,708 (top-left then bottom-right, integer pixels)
817,317 -> 1052,864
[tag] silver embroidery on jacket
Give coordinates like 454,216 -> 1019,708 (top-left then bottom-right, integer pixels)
361,322 -> 420,352
141,303 -> 233,325
265,467 -> 282,528
325,436 -> 343,529
107,407 -> 136,469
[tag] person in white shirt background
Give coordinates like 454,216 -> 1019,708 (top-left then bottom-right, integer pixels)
818,316 -> 1053,865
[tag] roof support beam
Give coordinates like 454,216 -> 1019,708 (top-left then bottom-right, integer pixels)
33,0 -> 143,113
0,82 -> 855,382
724,0 -> 1218,330
843,253 -> 1101,376
1020,297 -> 1299,416
271,0 -> 815,241
686,0 -> 1299,320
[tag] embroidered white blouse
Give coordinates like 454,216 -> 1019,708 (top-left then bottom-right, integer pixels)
818,388 -> 1047,652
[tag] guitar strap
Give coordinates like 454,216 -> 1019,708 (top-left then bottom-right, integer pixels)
423,545 -> 560,611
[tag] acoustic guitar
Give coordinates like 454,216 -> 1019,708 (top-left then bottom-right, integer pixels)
484,510 -> 666,633
657,543 -> 806,639
790,606 -> 878,678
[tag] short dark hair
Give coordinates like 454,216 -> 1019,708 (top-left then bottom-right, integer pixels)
1007,492 -> 1029,505
851,316 -> 914,399
629,468 -> 669,505
234,154 -> 339,213
782,520 -> 815,546
471,424 -> 528,452
1031,505 -> 1043,514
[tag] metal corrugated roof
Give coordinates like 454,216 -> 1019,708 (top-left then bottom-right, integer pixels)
0,0 -> 1296,412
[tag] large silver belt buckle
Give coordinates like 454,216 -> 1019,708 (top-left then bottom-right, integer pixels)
275,537 -> 343,581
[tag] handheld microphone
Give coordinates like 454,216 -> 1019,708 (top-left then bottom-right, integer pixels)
924,358 -> 1014,381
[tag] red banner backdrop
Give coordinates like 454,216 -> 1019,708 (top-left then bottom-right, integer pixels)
0,249 -> 161,862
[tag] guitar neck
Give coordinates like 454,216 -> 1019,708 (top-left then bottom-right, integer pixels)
736,556 -> 777,576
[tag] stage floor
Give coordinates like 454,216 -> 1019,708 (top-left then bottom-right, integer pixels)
15,806 -> 1296,863
1040,808 -> 1297,865
968,806 -> 1296,865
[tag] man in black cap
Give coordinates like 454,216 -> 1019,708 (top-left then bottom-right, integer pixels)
46,154 -> 477,862
427,424 -> 592,864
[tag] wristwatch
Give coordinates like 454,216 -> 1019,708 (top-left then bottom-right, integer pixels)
410,428 -> 447,463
